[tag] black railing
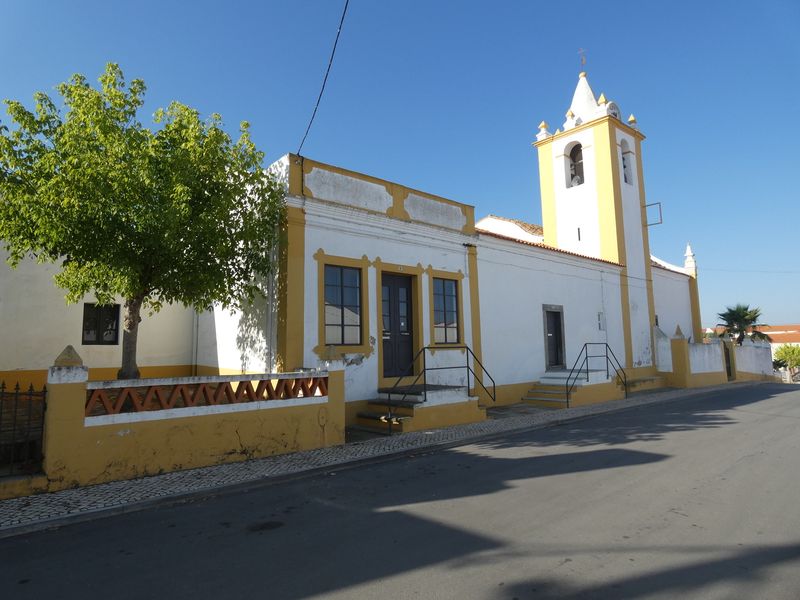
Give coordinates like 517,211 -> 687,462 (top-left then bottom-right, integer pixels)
384,345 -> 496,433
565,343 -> 627,407
0,382 -> 47,477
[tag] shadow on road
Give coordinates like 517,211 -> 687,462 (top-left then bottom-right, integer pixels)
494,542 -> 800,599
479,383 -> 792,450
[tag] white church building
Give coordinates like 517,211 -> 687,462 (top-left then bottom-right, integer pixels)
0,73 -> 773,432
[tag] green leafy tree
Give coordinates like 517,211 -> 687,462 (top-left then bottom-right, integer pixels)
775,345 -> 800,374
0,64 -> 284,379
716,304 -> 771,345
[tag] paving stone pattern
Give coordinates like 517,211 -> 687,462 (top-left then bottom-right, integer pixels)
0,383 -> 753,535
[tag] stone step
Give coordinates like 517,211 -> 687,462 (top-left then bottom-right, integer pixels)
522,396 -> 569,409
366,401 -> 415,418
356,411 -> 410,434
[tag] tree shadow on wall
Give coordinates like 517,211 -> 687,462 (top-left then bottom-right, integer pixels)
235,271 -> 279,373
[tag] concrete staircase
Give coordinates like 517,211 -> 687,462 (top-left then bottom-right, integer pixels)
354,384 -> 484,435
523,369 -> 615,409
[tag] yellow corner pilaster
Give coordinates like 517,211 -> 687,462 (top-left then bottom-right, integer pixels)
635,137 -> 658,364
466,246 -> 485,395
537,142 -> 557,247
277,206 -> 306,371
688,277 -> 703,343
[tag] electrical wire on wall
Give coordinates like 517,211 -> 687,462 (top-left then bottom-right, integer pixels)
297,0 -> 350,156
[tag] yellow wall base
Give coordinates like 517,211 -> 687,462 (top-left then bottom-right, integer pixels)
400,400 -> 486,432
571,381 -> 626,406
0,371 -> 347,500
486,381 -> 538,406
0,474 -> 49,501
345,399 -> 370,425
735,371 -> 781,383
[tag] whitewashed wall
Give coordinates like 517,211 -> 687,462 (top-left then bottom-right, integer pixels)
653,326 -> 672,373
616,129 -> 653,368
0,256 -> 194,372
735,341 -> 773,375
689,342 -> 724,374
298,196 -> 476,402
549,128 -> 602,258
477,235 -> 625,385
652,266 -> 694,341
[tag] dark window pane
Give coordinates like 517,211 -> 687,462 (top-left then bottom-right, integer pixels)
342,268 -> 359,287
445,295 -> 457,312
383,315 -> 391,330
433,278 -> 443,295
325,265 -> 341,285
434,310 -> 444,326
325,285 -> 340,305
343,286 -> 359,306
434,294 -> 444,312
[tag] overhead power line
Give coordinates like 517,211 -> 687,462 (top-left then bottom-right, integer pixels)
297,0 -> 350,155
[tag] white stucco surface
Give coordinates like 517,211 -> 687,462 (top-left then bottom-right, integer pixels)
304,167 -> 393,213
735,341 -> 772,375
616,129 -> 652,368
550,128 -> 602,258
652,266 -> 694,341
404,193 -> 466,231
653,327 -> 673,373
0,256 -> 193,373
477,235 -> 625,385
689,342 -> 724,374
297,196 -> 476,402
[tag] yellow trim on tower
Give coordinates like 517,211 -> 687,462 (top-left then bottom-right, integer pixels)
688,276 -> 703,343
537,142 -> 557,247
276,206 -> 305,371
312,250 -> 373,362
594,122 -> 634,367
634,136 -> 658,364
594,124 -> 625,264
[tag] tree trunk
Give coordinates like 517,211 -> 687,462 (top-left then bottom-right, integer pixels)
117,296 -> 144,379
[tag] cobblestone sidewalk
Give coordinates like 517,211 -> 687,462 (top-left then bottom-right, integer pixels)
0,383 -> 755,537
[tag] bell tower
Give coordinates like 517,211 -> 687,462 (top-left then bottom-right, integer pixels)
534,72 -> 657,370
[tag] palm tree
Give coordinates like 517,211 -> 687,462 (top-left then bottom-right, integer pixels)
717,304 -> 772,345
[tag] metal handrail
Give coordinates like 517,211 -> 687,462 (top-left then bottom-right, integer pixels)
383,345 -> 496,433
565,343 -> 627,407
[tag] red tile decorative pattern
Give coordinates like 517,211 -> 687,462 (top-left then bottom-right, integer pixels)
85,376 -> 328,417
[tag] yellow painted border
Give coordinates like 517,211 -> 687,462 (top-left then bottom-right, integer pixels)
290,153 -> 476,235
312,250 -> 374,361
634,136 -> 658,364
375,260 -> 425,389
426,267 -> 465,349
277,206 -> 305,371
466,245 -> 486,398
537,142 -> 557,247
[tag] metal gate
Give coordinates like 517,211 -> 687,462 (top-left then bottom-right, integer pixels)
0,382 -> 46,477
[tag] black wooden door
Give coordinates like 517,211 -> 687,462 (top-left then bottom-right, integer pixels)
545,310 -> 565,369
382,274 -> 414,377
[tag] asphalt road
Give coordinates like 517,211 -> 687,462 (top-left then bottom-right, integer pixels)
3,383 -> 800,599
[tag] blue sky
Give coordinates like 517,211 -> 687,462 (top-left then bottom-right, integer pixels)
2,0 -> 798,325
